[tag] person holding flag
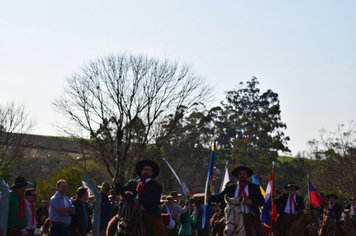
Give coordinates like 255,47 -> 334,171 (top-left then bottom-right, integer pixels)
273,182 -> 305,234
210,166 -> 265,236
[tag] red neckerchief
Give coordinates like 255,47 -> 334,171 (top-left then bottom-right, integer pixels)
289,194 -> 296,213
238,181 -> 248,199
136,177 -> 146,198
329,202 -> 334,207
30,202 -> 38,224
18,194 -> 27,220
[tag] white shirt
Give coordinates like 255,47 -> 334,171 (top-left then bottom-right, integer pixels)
350,204 -> 356,216
284,193 -> 296,214
166,205 -> 176,229
234,182 -> 250,213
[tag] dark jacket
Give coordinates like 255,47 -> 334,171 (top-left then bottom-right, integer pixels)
328,202 -> 342,221
274,193 -> 305,215
210,181 -> 265,220
70,199 -> 92,235
116,178 -> 162,219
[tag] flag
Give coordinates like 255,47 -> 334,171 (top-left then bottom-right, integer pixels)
262,170 -> 277,225
163,158 -> 194,199
163,158 -> 182,186
308,180 -> 324,207
202,141 -> 215,232
82,180 -> 95,198
220,161 -> 230,192
189,187 -> 194,199
252,175 -> 265,198
181,181 -> 191,198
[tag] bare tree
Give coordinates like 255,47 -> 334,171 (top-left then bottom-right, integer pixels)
53,53 -> 213,183
0,101 -> 37,181
310,121 -> 356,199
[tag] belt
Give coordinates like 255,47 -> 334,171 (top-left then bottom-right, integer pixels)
52,221 -> 70,227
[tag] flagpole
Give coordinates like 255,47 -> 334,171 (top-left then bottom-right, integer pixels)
270,161 -> 275,236
307,174 -> 310,207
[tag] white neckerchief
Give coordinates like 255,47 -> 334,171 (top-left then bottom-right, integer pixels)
234,181 -> 250,213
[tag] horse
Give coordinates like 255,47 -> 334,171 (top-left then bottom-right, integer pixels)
41,217 -> 51,236
273,209 -> 313,236
224,194 -> 246,236
319,207 -> 337,236
36,205 -> 49,229
343,209 -> 356,236
107,192 -> 166,236
305,208 -> 322,236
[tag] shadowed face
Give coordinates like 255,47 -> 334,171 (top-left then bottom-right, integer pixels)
27,190 -> 37,203
141,165 -> 153,179
288,186 -> 296,195
237,170 -> 248,182
329,196 -> 336,203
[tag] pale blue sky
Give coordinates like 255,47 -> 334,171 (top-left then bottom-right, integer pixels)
1,1 -> 355,156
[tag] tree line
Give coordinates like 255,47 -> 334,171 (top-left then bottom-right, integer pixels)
1,52 -> 355,206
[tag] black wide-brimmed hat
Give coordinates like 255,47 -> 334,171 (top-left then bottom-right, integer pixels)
135,160 -> 160,179
10,176 -> 29,189
283,182 -> 300,190
326,193 -> 339,201
232,166 -> 253,178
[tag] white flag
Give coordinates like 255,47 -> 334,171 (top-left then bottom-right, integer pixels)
82,180 -> 95,198
220,161 -> 230,192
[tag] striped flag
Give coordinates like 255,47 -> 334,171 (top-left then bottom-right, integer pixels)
202,141 -> 216,232
262,169 -> 277,225
308,180 -> 324,207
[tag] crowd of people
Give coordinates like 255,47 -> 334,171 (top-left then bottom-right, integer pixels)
2,159 -> 356,236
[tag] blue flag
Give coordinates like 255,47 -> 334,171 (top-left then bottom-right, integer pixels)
202,142 -> 215,232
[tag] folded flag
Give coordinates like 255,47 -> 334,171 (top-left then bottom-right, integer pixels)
202,142 -> 215,233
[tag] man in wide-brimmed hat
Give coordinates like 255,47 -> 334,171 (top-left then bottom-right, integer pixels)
274,182 -> 305,234
114,160 -> 165,235
168,190 -> 189,235
346,196 -> 356,217
162,196 -> 177,235
326,193 -> 342,232
210,166 -> 265,236
94,181 -> 113,236
7,176 -> 29,236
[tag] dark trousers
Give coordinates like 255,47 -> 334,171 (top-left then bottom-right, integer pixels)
50,222 -> 71,236
6,228 -> 22,236
26,229 -> 36,236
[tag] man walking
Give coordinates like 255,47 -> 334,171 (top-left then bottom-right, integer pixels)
7,176 -> 29,236
70,187 -> 92,236
23,188 -> 38,236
